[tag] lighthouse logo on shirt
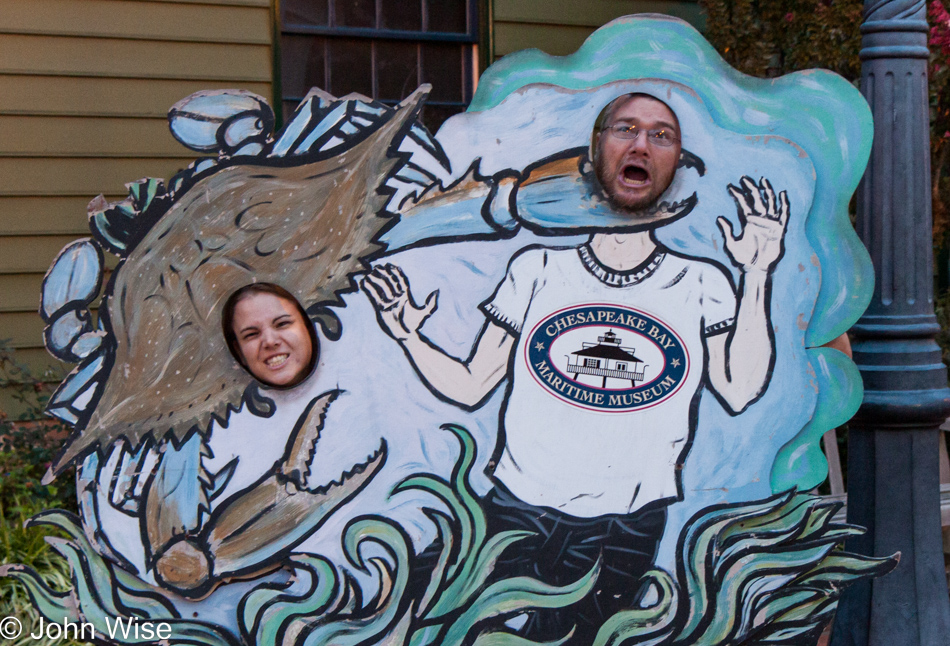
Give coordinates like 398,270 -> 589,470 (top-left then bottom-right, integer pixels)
525,304 -> 689,412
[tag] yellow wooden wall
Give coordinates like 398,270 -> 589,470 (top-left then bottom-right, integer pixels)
0,0 -> 274,395
491,0 -> 703,58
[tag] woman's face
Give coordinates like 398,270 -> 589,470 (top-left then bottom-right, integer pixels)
232,292 -> 314,387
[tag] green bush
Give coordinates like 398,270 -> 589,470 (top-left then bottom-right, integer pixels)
0,498 -> 82,646
700,0 -> 862,80
0,339 -> 75,514
0,339 -> 83,645
701,0 -> 950,244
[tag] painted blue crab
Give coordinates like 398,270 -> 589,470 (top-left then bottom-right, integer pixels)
38,87 -> 462,596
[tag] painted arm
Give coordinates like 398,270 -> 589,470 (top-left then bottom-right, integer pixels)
707,176 -> 789,414
363,264 -> 514,409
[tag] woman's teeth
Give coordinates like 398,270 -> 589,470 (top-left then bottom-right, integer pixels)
265,354 -> 289,367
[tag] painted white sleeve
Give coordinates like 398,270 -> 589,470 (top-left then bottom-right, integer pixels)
481,248 -> 543,335
702,266 -> 738,337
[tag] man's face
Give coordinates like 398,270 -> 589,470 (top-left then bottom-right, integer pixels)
595,95 -> 682,213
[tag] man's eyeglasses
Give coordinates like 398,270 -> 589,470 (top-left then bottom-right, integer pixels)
601,124 -> 680,147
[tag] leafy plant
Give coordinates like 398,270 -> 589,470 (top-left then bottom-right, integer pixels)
700,0 -> 862,80
700,0 -> 950,246
0,339 -> 74,510
930,1 -> 950,243
0,498 -> 83,646
0,339 -> 82,644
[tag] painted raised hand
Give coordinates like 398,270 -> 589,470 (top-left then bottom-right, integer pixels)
362,264 -> 439,341
718,176 -> 789,273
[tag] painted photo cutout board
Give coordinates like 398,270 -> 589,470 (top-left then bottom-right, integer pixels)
2,14 -> 896,646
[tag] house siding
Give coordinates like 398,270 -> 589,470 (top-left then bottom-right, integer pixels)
492,0 -> 703,58
0,0 -> 273,391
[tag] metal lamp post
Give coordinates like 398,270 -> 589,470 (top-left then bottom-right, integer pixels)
832,0 -> 950,644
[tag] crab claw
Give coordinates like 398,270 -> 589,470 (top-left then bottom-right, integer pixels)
157,441 -> 388,597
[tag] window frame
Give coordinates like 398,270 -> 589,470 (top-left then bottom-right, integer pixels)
274,0 -> 482,130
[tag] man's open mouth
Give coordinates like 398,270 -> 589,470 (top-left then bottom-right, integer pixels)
621,164 -> 650,186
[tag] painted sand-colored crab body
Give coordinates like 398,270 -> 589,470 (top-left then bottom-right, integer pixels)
44,89 -> 430,474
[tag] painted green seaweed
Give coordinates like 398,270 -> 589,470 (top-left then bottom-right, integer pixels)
0,425 -> 895,646
589,492 -> 896,646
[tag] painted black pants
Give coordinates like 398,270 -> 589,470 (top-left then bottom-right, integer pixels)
481,486 -> 667,645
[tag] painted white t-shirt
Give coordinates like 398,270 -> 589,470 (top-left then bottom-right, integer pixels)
483,244 -> 736,517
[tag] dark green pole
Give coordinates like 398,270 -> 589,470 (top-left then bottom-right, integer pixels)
833,0 -> 950,643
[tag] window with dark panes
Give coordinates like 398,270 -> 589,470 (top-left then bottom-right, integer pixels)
280,0 -> 478,133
